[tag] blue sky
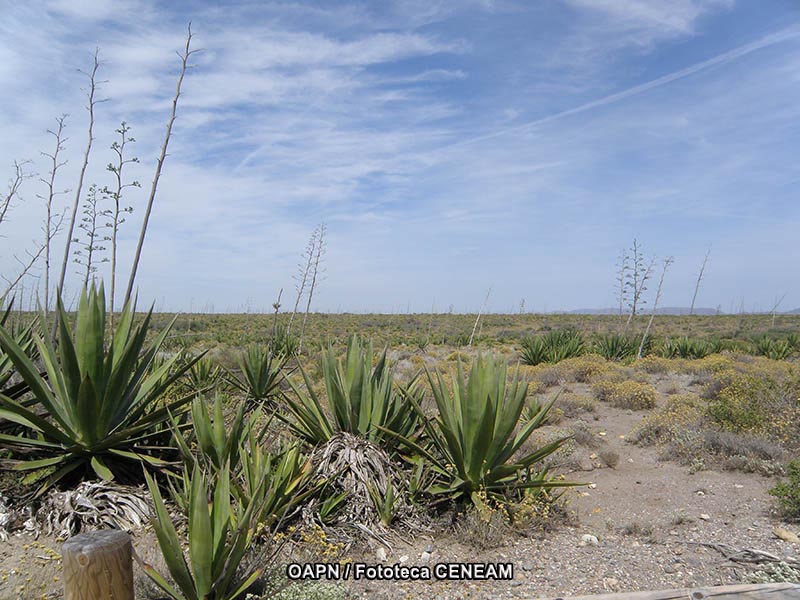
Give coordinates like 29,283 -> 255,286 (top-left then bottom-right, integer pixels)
1,0 -> 799,313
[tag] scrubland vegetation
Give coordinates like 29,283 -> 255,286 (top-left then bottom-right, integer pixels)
1,288 -> 799,598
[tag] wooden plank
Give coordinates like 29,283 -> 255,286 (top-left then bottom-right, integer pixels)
540,582 -> 800,600
62,530 -> 134,600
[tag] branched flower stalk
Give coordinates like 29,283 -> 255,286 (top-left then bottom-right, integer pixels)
56,49 -> 106,300
124,24 -> 199,305
1,161 -> 42,303
299,223 -> 326,352
288,228 -> 317,338
73,184 -> 109,287
37,115 -> 70,317
101,121 -> 140,327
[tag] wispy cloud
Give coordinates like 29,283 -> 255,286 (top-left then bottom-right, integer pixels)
1,0 -> 799,312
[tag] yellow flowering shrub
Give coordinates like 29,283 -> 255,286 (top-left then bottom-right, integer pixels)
557,353 -> 612,383
632,393 -> 704,445
592,380 -> 657,410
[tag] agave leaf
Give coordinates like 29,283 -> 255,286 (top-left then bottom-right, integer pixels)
0,432 -> 63,450
211,463 -> 231,575
145,470 -> 196,599
0,394 -> 75,445
139,562 -> 186,600
90,455 -> 114,481
226,568 -> 262,600
188,464 -> 213,598
12,455 -> 69,471
107,448 -> 172,466
0,327 -> 65,429
74,286 -> 105,391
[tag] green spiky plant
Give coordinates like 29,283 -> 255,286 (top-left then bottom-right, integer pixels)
237,434 -> 316,528
172,394 -> 247,473
754,336 -> 792,360
143,463 -> 266,600
388,354 -> 575,511
279,335 -> 420,451
520,329 -> 586,365
662,336 -> 712,359
0,301 -> 36,392
0,283 -> 199,496
183,356 -> 223,396
227,344 -> 286,405
519,336 -> 548,366
594,333 -> 637,361
170,394 -> 316,529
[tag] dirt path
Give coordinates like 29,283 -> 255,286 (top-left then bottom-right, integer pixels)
344,397 -> 799,599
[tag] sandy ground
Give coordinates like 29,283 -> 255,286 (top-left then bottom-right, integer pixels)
1,373 -> 798,600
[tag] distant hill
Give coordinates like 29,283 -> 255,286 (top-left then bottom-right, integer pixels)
567,307 -> 720,316
787,308 -> 800,314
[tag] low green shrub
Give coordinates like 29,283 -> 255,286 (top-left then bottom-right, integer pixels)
770,459 -> 800,520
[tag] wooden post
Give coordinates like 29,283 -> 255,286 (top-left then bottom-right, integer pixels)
62,530 -> 134,600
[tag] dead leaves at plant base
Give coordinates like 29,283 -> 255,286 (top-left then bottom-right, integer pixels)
36,481 -> 152,538
306,432 -> 420,535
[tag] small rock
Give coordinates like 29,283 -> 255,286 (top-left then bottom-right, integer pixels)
664,565 -> 679,574
511,581 -> 523,587
376,547 -> 388,562
598,432 -> 607,437
696,491 -> 705,497
603,577 -> 619,588
669,530 -> 679,536
734,484 -> 744,489
773,527 -> 800,544
521,563 -> 534,572
399,555 -> 409,564
420,551 -> 431,565
699,514 -> 710,521
588,483 -> 597,489
424,543 -> 434,553
579,534 -> 599,547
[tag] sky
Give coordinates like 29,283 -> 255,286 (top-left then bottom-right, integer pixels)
1,0 -> 799,314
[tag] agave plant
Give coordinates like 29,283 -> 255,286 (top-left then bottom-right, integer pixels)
237,434 -> 316,528
170,394 -> 315,528
0,302 -> 38,399
593,333 -> 636,361
182,356 -> 222,396
268,324 -> 298,357
227,344 -> 286,405
0,326 -> 37,402
519,336 -> 548,366
546,329 -> 586,362
391,354 -> 574,511
280,335 -> 420,450
172,394 -> 248,473
143,463 -> 265,600
0,284 -> 199,496
662,336 -> 712,359
520,329 -> 586,365
753,336 -> 792,360
787,333 -> 800,351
